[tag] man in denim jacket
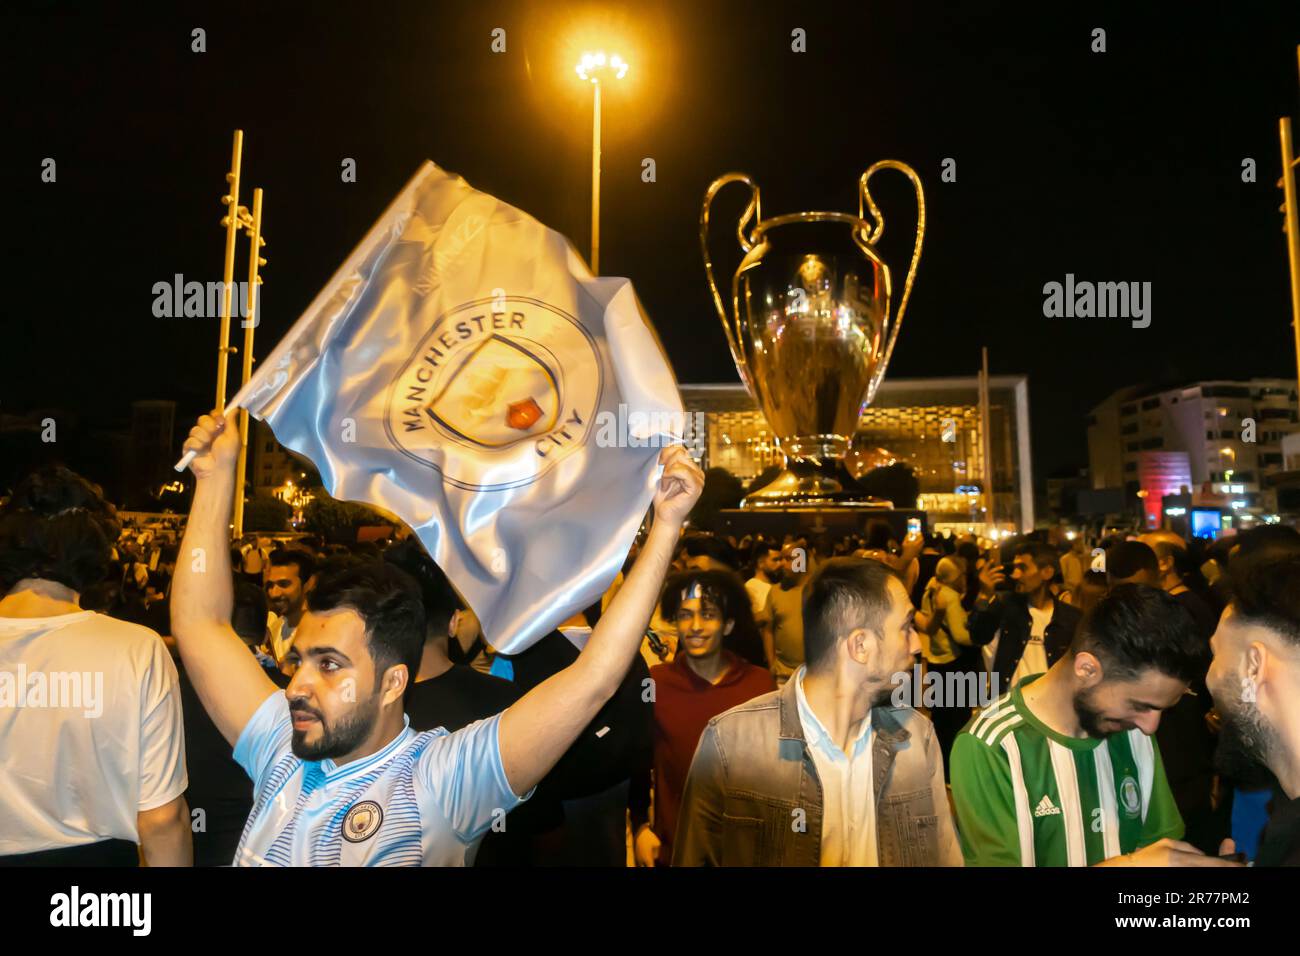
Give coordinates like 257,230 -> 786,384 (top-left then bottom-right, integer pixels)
673,558 -> 962,867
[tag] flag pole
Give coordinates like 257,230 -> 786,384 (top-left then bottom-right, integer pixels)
591,80 -> 602,275
232,187 -> 267,538
176,161 -> 441,473
1280,46 -> 1300,397
215,130 -> 244,410
979,347 -> 995,537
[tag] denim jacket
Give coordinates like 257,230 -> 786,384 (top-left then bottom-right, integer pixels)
672,675 -> 963,866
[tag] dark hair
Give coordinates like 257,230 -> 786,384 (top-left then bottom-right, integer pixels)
802,558 -> 900,672
0,465 -> 121,593
232,577 -> 269,645
660,569 -> 766,668
267,547 -> 317,584
1070,583 -> 1206,684
1072,570 -> 1111,616
306,560 -> 426,697
1229,552 -> 1300,648
1014,543 -> 1061,582
1232,525 -> 1300,563
679,534 -> 739,571
382,537 -> 463,640
865,520 -> 895,552
749,539 -> 781,565
1106,541 -> 1159,582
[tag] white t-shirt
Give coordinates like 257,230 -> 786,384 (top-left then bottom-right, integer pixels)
267,612 -> 296,664
745,577 -> 773,616
231,691 -> 527,866
0,610 -> 187,854
1011,605 -> 1054,687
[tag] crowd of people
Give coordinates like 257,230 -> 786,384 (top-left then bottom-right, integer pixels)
1,412 -> 1298,867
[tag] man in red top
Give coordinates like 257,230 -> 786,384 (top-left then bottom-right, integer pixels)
632,569 -> 775,866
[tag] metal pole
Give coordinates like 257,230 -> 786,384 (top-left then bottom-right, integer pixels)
216,130 -> 243,410
1280,117 -> 1300,397
980,347 -> 995,537
591,81 -> 601,275
232,188 -> 266,539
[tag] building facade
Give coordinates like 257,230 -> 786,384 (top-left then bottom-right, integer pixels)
129,400 -> 177,510
1087,379 -> 1299,527
680,375 -> 1034,534
251,418 -> 305,500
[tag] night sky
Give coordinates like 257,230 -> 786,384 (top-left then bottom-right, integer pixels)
7,0 -> 1300,486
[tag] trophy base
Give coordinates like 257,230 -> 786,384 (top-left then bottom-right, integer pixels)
741,461 -> 894,509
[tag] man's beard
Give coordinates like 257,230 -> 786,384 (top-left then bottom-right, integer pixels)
290,696 -> 378,760
1072,686 -> 1128,738
1213,690 -> 1281,790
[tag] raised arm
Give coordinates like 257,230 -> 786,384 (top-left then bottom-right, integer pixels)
171,413 -> 280,745
498,444 -> 703,796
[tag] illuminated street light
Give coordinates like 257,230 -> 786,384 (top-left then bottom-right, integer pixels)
574,50 -> 628,275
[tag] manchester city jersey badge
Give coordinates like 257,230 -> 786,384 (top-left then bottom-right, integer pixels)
342,801 -> 384,843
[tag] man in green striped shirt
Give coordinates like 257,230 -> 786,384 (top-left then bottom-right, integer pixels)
952,584 -> 1238,867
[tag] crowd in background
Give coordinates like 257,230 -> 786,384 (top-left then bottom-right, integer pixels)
3,457 -> 1299,866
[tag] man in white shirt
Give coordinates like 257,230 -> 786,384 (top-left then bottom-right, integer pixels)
264,548 -> 316,664
172,413 -> 702,866
0,466 -> 191,865
968,543 -> 1082,691
744,542 -> 782,617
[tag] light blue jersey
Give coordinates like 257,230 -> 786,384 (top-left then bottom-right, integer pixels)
231,692 -> 526,866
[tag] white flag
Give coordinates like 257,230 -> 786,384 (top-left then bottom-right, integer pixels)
238,162 -> 685,653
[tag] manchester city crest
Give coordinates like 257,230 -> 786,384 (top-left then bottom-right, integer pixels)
342,800 -> 384,843
385,296 -> 603,491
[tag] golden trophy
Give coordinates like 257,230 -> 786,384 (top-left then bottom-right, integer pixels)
701,162 -> 925,506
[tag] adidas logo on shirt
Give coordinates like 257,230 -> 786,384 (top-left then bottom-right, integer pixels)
1033,794 -> 1061,817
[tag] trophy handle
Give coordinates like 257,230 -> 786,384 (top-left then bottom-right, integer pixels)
858,161 -> 926,404
701,173 -> 762,395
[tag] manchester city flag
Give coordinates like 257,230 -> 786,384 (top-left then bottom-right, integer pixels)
233,162 -> 686,653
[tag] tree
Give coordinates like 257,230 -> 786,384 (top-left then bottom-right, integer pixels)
689,467 -> 744,532
243,495 -> 292,532
302,494 -> 390,544
855,462 -> 919,508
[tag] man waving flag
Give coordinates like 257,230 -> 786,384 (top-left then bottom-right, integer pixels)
208,161 -> 686,653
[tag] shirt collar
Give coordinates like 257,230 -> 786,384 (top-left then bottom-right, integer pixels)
674,649 -> 741,687
317,714 -> 415,781
794,665 -> 873,759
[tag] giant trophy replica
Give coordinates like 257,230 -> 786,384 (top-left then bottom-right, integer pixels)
702,162 -> 925,507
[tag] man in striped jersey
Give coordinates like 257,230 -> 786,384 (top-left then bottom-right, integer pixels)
951,583 -> 1238,867
172,414 -> 703,866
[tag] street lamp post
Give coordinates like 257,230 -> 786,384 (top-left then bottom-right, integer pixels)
575,51 -> 627,275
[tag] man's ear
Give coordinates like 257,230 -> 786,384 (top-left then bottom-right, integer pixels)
382,664 -> 410,707
1072,651 -> 1103,687
847,627 -> 875,665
